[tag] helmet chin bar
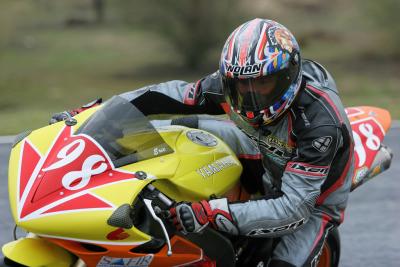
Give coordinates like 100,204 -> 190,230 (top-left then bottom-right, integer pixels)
234,105 -> 288,128
235,108 -> 266,128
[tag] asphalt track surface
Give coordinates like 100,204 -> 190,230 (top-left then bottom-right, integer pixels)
0,129 -> 399,266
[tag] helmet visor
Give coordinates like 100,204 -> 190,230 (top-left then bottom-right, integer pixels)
224,65 -> 299,112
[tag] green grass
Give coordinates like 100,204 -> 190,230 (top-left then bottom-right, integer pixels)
0,24 -> 188,134
335,71 -> 400,117
0,0 -> 206,135
0,0 -> 399,135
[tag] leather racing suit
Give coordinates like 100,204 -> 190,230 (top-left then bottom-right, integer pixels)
119,59 -> 355,267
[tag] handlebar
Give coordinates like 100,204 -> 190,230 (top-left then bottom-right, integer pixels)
146,184 -> 174,207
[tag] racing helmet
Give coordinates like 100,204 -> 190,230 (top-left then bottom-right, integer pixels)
220,18 -> 302,126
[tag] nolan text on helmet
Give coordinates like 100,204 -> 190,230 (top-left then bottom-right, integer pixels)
225,63 -> 262,77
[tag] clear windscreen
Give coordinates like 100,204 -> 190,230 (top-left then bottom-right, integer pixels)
76,96 -> 173,167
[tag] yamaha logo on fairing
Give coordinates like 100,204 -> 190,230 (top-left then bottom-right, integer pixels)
226,63 -> 262,77
196,157 -> 236,178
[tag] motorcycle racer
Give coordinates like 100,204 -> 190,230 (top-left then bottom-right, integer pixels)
51,19 -> 355,267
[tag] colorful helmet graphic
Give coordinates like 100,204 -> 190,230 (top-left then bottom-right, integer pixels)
220,18 -> 302,126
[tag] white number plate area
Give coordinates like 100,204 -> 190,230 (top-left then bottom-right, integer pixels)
96,255 -> 154,267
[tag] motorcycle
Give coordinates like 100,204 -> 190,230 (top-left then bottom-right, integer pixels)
1,95 -> 393,267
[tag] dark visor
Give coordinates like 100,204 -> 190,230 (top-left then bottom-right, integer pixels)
223,64 -> 299,112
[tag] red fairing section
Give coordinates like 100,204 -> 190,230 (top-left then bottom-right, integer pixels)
70,98 -> 102,116
19,141 -> 41,199
43,193 -> 112,214
18,126 -> 136,220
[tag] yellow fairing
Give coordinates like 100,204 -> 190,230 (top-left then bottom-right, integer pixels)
116,125 -> 242,202
2,237 -> 74,267
153,127 -> 242,201
7,107 -> 154,245
5,106 -> 242,263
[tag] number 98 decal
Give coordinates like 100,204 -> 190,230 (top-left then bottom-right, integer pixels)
352,118 -> 384,169
17,126 -> 137,221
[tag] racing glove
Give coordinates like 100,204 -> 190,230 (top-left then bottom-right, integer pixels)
170,198 -> 239,235
49,98 -> 102,124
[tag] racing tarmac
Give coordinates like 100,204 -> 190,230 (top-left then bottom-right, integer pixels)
0,129 -> 399,266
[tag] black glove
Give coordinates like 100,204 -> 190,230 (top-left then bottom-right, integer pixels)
49,111 -> 74,125
49,98 -> 102,125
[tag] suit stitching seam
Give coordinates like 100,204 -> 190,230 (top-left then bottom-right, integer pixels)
305,88 -> 339,125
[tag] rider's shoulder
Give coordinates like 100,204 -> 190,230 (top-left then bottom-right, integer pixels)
200,71 -> 224,95
198,71 -> 225,104
292,86 -> 343,131
301,59 -> 337,93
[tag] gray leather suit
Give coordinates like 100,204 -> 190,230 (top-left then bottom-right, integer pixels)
120,59 -> 355,267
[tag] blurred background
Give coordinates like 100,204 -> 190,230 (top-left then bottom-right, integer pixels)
0,0 -> 399,135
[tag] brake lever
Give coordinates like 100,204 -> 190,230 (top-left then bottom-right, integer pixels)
143,198 -> 173,256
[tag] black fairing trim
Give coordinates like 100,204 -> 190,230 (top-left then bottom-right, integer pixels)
12,131 -> 32,148
130,238 -> 165,254
181,229 -> 236,267
236,238 -> 275,266
3,257 -> 28,267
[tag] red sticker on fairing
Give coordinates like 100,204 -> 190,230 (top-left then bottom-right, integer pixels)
17,126 -> 137,221
345,107 -> 364,118
106,228 -> 130,240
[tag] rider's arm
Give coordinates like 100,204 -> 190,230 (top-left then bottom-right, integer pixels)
229,125 -> 343,238
50,72 -> 225,123
119,72 -> 225,115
